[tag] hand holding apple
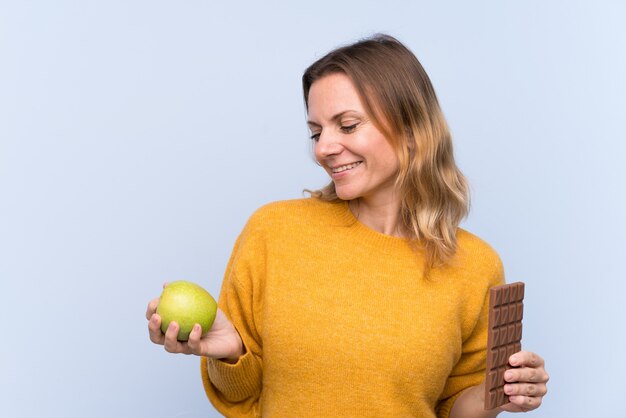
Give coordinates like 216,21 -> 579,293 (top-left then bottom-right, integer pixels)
146,281 -> 244,361
157,280 -> 217,341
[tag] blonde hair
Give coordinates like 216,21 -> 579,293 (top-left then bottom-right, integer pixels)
302,34 -> 470,271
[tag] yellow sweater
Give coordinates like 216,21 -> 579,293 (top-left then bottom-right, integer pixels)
201,198 -> 504,417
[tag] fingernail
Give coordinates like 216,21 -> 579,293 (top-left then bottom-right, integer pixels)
510,355 -> 518,365
194,324 -> 200,332
505,371 -> 514,381
504,385 -> 512,394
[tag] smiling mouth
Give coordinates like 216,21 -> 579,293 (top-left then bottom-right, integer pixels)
331,161 -> 362,173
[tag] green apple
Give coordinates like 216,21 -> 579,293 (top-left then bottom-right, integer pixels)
156,280 -> 217,341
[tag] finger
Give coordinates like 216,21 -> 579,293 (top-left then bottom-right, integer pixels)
145,298 -> 159,320
505,366 -> 549,384
504,382 -> 547,397
187,324 -> 203,355
509,350 -> 544,368
163,321 -> 181,352
148,314 -> 165,344
163,281 -> 168,289
163,322 -> 191,354
507,394 -> 543,411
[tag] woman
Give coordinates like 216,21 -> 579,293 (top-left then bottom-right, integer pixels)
147,34 -> 548,417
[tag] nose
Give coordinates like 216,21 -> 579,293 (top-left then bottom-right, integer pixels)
315,130 -> 344,159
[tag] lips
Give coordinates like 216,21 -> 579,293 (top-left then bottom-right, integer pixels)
330,161 -> 362,173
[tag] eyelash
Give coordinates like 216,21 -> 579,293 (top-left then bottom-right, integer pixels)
310,123 -> 358,142
341,123 -> 358,133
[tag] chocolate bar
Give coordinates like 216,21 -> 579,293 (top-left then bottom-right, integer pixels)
484,282 -> 525,410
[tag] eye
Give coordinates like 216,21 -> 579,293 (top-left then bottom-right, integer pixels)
340,123 -> 358,133
310,132 -> 321,142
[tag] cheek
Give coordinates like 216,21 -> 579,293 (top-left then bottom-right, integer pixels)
313,145 -> 324,165
388,154 -> 400,172
376,142 -> 400,172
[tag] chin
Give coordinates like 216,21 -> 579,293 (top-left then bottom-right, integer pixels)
334,186 -> 361,201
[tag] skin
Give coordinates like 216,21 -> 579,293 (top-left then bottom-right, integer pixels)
450,351 -> 549,417
146,284 -> 244,362
146,72 -> 549,414
307,72 -> 405,237
308,74 -> 549,415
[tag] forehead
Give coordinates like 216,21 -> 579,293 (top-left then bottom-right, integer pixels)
307,73 -> 365,122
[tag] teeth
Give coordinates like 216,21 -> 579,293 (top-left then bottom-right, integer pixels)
332,161 -> 362,173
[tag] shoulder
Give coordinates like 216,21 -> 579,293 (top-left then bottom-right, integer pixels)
245,197 -> 344,231
251,197 -> 327,216
456,229 -> 503,266
232,198 -> 343,261
228,199 -> 327,267
450,228 -> 505,287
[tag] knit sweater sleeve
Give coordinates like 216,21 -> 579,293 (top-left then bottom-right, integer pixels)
200,213 -> 266,418
436,247 -> 506,418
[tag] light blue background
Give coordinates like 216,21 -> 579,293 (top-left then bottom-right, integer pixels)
1,1 -> 624,417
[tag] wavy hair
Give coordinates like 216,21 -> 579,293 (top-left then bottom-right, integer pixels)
302,34 -> 470,271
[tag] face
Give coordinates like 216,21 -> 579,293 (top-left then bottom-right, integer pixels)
307,73 -> 400,204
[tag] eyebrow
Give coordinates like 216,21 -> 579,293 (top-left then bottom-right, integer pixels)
307,110 -> 359,128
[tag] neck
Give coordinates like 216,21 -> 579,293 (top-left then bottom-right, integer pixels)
349,196 -> 406,238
